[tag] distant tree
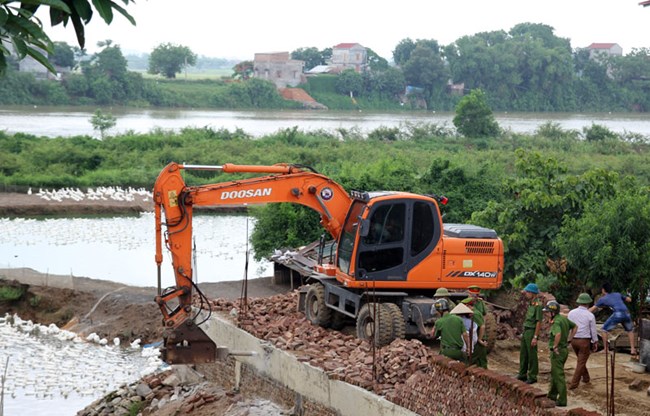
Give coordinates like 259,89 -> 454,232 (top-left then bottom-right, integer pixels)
392,38 -> 416,66
453,89 -> 500,137
0,0 -> 135,75
366,48 -> 389,71
232,60 -> 253,80
374,67 -> 406,98
51,42 -> 75,69
336,69 -> 363,97
148,43 -> 197,79
401,43 -> 448,100
90,109 -> 116,139
291,47 -> 326,70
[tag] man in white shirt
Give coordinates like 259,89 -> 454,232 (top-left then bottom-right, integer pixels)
567,293 -> 598,390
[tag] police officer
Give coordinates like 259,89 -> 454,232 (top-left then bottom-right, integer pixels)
467,285 -> 487,317
517,283 -> 543,384
433,298 -> 469,362
462,297 -> 488,368
433,287 -> 457,309
544,300 -> 577,407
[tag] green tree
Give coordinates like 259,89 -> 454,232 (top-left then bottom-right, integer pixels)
453,89 -> 500,137
366,48 -> 388,71
291,47 -> 326,70
51,41 -> 75,68
401,43 -> 448,104
374,67 -> 406,99
90,109 -> 116,139
0,0 -> 134,74
148,43 -> 197,79
556,189 -> 650,303
392,38 -> 416,66
336,69 -> 363,97
232,60 -> 253,80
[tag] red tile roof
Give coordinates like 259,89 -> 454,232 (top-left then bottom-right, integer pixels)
333,43 -> 360,49
588,43 -> 618,49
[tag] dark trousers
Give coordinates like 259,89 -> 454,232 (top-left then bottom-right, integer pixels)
518,328 -> 538,381
570,338 -> 592,388
548,347 -> 569,406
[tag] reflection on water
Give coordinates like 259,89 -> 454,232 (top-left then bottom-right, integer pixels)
0,315 -> 162,416
0,213 -> 270,287
1,106 -> 650,138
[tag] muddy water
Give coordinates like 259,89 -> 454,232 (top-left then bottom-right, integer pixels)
2,106 -> 650,138
0,315 -> 162,416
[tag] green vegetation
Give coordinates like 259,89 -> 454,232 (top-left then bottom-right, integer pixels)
1,122 -> 649,307
90,110 -> 117,139
0,281 -> 26,302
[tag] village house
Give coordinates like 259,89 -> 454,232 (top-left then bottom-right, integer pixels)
252,52 -> 305,88
587,43 -> 623,61
329,43 -> 367,73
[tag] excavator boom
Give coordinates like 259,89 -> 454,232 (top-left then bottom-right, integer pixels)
153,162 -> 352,363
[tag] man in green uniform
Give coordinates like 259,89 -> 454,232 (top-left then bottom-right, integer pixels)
468,285 -> 487,317
433,287 -> 457,309
517,283 -> 542,384
544,300 -> 577,407
462,297 -> 488,368
433,298 -> 469,362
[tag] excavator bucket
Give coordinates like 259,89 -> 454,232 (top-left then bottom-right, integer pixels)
161,320 -> 217,364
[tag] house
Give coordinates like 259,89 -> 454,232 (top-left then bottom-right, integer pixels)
252,52 -> 305,88
587,43 -> 623,61
329,43 -> 367,73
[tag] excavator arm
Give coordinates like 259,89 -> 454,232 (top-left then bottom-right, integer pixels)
153,162 -> 352,363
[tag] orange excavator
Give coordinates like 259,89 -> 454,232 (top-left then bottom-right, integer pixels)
153,162 -> 504,364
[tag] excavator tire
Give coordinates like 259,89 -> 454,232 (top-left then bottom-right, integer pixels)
383,302 -> 406,340
484,311 -> 497,353
356,302 -> 394,347
305,284 -> 332,328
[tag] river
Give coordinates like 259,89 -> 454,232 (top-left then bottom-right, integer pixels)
1,106 -> 650,138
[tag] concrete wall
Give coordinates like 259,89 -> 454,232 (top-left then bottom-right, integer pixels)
197,313 -> 418,416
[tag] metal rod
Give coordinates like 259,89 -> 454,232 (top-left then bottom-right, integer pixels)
180,164 -> 225,171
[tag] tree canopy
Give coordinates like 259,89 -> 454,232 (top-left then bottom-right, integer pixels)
0,0 -> 135,74
148,43 -> 197,79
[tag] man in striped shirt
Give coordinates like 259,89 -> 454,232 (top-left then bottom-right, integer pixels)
567,293 -> 598,390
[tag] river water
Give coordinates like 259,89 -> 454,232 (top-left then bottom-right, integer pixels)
1,106 -> 650,138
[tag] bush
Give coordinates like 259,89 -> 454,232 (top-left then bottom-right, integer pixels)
453,89 -> 500,138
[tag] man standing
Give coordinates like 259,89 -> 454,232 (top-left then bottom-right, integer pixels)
467,285 -> 487,317
433,287 -> 457,309
567,293 -> 598,390
589,282 -> 637,357
517,283 -> 543,384
433,298 -> 469,362
544,300 -> 577,407
462,297 -> 488,368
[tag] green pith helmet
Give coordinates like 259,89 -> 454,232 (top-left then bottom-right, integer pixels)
576,293 -> 593,305
543,300 -> 561,315
434,298 -> 450,312
461,297 -> 475,305
434,287 -> 451,297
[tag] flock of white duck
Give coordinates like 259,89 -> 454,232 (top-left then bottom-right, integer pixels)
30,186 -> 152,203
0,314 -> 163,412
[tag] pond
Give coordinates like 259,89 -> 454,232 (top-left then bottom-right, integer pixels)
0,213 -> 271,287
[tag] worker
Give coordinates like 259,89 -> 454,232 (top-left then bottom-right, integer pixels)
567,293 -> 598,390
517,283 -> 543,384
433,298 -> 468,362
544,300 -> 577,407
467,285 -> 487,317
433,287 -> 457,310
589,282 -> 637,357
462,297 -> 488,368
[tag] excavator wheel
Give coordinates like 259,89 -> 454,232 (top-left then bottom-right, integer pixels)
484,311 -> 498,353
356,302 -> 393,347
305,283 -> 332,328
383,302 -> 406,340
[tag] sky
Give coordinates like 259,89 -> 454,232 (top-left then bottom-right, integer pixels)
46,0 -> 650,61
